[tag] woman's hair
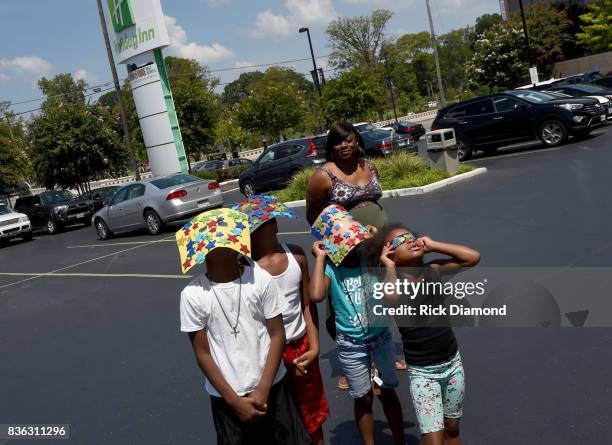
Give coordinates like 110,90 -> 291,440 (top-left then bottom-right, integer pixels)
362,223 -> 418,267
325,122 -> 365,162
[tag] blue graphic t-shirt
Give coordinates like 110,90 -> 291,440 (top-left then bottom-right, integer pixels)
324,259 -> 387,340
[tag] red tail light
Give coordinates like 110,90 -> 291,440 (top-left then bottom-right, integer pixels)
208,181 -> 219,190
406,126 -> 416,131
375,141 -> 393,150
166,190 -> 188,200
306,139 -> 317,157
431,122 -> 439,131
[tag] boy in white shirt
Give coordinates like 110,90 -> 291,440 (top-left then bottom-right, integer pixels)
177,208 -> 310,445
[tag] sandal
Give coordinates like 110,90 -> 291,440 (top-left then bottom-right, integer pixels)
395,359 -> 407,371
337,375 -> 349,390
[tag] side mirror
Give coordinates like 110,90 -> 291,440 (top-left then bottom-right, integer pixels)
103,199 -> 111,207
33,202 -> 41,208
93,195 -> 102,201
513,103 -> 526,111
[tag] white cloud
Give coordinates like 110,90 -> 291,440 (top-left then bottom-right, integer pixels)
164,15 -> 234,64
73,69 -> 98,84
0,56 -> 52,80
251,0 -> 338,39
0,73 -> 9,81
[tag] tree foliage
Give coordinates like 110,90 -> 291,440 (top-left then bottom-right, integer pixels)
27,74 -> 125,192
326,9 -> 394,70
0,103 -> 30,190
322,70 -> 385,122
222,71 -> 264,106
576,0 -> 612,53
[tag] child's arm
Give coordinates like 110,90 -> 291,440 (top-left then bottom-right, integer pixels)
379,242 -> 400,304
420,237 -> 481,271
188,330 -> 266,422
250,314 -> 285,411
309,241 -> 330,303
289,245 -> 320,376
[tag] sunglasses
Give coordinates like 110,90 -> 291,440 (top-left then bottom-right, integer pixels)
391,232 -> 416,249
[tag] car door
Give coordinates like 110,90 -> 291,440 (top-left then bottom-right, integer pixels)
462,99 -> 496,146
106,186 -> 130,230
120,184 -> 146,229
270,144 -> 300,186
491,96 -> 531,142
30,196 -> 46,228
253,146 -> 279,189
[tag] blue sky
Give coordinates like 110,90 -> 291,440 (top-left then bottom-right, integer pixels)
0,0 -> 500,116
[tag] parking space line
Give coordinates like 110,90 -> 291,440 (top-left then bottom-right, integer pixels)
66,231 -> 311,249
468,146 -> 563,162
0,235 -> 175,290
0,272 -> 190,279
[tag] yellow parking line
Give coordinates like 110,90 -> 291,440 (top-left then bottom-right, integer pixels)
0,272 -> 190,279
0,235 -> 175,290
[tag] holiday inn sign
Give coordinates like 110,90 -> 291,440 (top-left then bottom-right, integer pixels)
109,0 -> 135,33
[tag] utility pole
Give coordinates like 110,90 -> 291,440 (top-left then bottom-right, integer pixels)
383,52 -> 399,124
97,0 -> 140,180
299,27 -> 324,132
425,0 -> 446,107
518,0 -> 532,65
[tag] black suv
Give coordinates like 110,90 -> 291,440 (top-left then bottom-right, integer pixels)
431,90 -> 606,160
239,136 -> 326,197
14,190 -> 93,234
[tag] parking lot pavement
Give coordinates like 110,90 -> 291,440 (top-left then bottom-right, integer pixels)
1,126 -> 612,444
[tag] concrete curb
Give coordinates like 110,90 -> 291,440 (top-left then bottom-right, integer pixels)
219,179 -> 239,192
284,167 -> 487,208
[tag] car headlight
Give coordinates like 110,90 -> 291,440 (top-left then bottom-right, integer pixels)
20,216 -> 29,223
53,205 -> 68,213
556,103 -> 584,111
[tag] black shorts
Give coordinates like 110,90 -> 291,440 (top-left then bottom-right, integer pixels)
210,377 -> 310,445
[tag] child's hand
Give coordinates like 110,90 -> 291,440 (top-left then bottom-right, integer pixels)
417,236 -> 434,253
311,241 -> 326,258
232,396 -> 266,422
293,350 -> 318,377
249,387 -> 269,413
380,242 -> 396,267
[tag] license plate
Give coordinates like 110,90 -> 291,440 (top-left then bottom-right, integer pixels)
197,200 -> 208,208
601,115 -> 606,121
76,212 -> 85,218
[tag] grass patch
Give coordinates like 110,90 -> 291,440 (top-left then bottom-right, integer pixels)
276,153 -> 475,201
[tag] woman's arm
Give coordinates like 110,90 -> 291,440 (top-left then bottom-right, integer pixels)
306,168 -> 332,225
421,237 -> 481,271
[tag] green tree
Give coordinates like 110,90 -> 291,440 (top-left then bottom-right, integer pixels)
27,74 -> 126,193
222,71 -> 264,106
214,109 -> 249,151
576,0 -> 612,53
326,9 -> 394,70
165,57 -> 220,164
0,103 -> 30,190
439,27 -> 475,96
321,69 -> 385,122
474,13 -> 502,37
466,25 -> 529,89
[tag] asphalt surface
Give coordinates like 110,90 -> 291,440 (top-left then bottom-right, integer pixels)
1,127 -> 612,444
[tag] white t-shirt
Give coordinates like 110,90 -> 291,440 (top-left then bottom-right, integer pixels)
180,265 -> 287,397
260,244 -> 307,342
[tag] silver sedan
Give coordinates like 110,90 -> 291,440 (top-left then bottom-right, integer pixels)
92,173 -> 223,239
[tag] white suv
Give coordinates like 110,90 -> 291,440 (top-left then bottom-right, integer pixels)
0,202 -> 32,243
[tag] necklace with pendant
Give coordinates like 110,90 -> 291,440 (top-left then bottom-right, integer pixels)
210,268 -> 242,338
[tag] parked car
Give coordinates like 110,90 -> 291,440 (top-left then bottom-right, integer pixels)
82,186 -> 121,213
360,129 -> 417,158
193,160 -> 224,172
353,122 -> 377,132
543,84 -> 612,120
239,136 -> 326,197
431,90 -> 606,160
92,173 -> 223,239
190,160 -> 208,171
14,190 -> 93,234
195,158 -> 253,180
592,76 -> 612,89
388,121 -> 426,140
0,202 -> 32,243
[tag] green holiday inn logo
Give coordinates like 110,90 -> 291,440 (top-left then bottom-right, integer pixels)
108,0 -> 135,32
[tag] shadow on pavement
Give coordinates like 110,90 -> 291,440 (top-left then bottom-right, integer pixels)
329,419 -> 419,445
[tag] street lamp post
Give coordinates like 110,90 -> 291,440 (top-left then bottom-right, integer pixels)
299,27 -> 322,98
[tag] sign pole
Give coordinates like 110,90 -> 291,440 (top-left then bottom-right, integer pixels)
96,0 -> 140,180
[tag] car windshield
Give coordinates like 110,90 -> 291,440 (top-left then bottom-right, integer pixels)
508,90 -> 556,103
0,204 -> 13,215
150,174 -> 200,189
573,84 -> 607,94
99,188 -> 119,199
41,190 -> 75,205
363,129 -> 392,140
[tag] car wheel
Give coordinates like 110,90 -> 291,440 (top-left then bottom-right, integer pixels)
144,210 -> 164,235
46,217 -> 59,235
22,231 -> 33,241
242,180 -> 256,197
95,218 -> 112,240
539,120 -> 568,146
456,137 -> 473,161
